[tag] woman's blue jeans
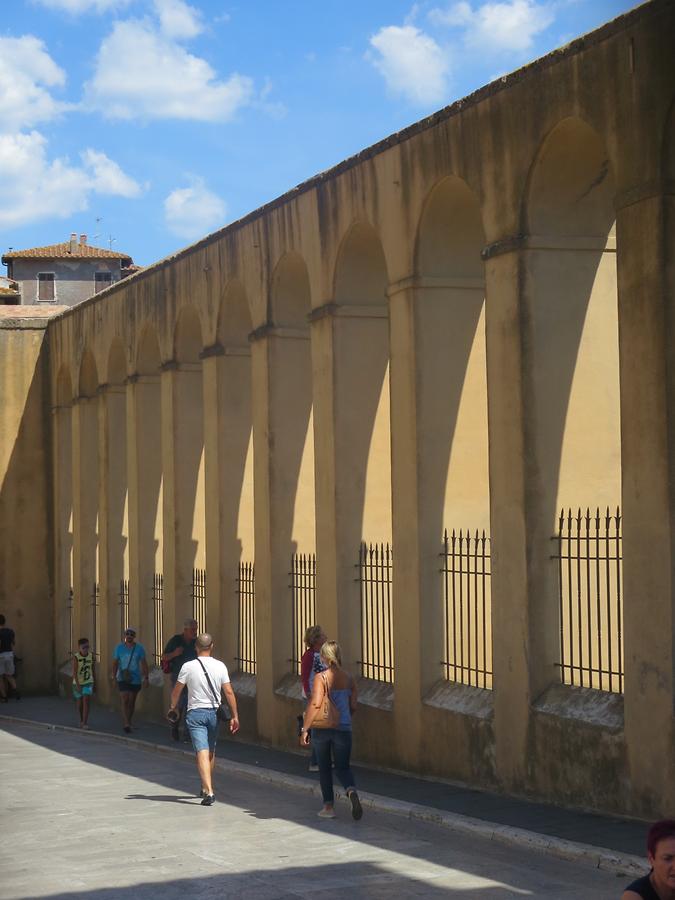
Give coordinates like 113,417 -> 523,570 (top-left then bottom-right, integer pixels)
311,728 -> 355,804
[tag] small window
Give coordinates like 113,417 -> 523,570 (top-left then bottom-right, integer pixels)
37,273 -> 55,303
95,271 -> 113,293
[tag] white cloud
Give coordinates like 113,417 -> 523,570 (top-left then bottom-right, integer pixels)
429,0 -> 554,54
153,0 -> 203,39
0,131 -> 142,230
164,177 -> 226,240
0,35 -> 68,130
80,149 -> 143,198
33,0 -> 134,12
368,25 -> 449,106
85,19 -> 254,121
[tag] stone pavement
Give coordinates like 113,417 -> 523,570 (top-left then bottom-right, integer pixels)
0,695 -> 649,866
1,721 -> 632,899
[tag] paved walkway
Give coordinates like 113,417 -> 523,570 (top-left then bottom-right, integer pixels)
0,696 -> 649,866
1,720 -> 632,899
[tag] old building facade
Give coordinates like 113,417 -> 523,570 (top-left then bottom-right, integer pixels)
1,0 -> 673,821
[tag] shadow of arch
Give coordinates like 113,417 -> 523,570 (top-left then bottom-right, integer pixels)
172,305 -> 205,622
269,250 -> 315,552
75,349 -> 100,655
132,323 -> 163,647
522,116 -> 619,519
55,366 -> 74,663
521,116 -> 620,691
104,337 -> 129,657
333,221 -> 390,546
215,281 -> 255,656
411,175 -> 490,688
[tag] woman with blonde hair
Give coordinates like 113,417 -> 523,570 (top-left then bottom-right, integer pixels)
301,640 -> 362,820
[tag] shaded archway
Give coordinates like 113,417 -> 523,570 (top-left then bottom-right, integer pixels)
412,175 -> 490,692
169,306 -> 206,629
131,325 -> 163,664
74,350 -> 100,659
54,366 -> 74,665
523,116 -> 620,692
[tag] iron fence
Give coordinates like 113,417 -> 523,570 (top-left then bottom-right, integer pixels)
152,573 -> 164,666
440,529 -> 492,689
551,507 -> 623,693
192,568 -> 207,633
290,553 -> 316,674
119,579 -> 129,635
356,542 -> 394,683
91,582 -> 101,661
235,562 -> 256,674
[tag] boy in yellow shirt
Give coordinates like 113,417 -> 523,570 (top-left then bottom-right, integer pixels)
72,638 -> 95,729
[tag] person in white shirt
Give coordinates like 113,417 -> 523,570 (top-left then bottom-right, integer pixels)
169,633 -> 239,806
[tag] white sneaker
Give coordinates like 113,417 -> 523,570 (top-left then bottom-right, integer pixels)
308,764 -> 319,772
317,807 -> 336,818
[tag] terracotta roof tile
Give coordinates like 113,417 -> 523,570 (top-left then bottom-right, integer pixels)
3,242 -> 131,261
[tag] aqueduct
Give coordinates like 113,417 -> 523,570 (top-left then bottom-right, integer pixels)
1,0 -> 674,819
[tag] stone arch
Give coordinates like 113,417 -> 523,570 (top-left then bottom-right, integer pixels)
136,324 -> 162,375
415,176 -> 485,279
56,365 -> 73,406
78,349 -> 99,399
107,338 -> 127,386
525,116 -> 615,239
270,251 -> 311,328
174,305 -> 203,364
218,281 -> 252,347
334,221 -> 388,307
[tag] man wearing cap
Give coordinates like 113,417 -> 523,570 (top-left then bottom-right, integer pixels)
162,618 -> 198,741
112,627 -> 148,734
169,633 -> 239,806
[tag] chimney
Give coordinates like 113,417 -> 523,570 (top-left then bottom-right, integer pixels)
69,233 -> 77,253
80,234 -> 87,246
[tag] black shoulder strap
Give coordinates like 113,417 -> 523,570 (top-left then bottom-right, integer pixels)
197,657 -> 221,708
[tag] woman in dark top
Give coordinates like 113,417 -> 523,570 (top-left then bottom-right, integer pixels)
622,820 -> 675,899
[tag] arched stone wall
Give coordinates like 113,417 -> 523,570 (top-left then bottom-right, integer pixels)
54,367 -> 74,665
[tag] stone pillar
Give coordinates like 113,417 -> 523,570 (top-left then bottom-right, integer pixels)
482,244 -> 533,793
616,188 -> 675,816
71,396 -> 99,652
251,325 -> 312,738
202,343 -> 254,664
161,363 -> 180,640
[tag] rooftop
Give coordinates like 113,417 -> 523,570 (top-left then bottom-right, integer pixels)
2,233 -> 132,263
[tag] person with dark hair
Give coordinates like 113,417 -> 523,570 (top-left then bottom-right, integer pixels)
622,819 -> 675,899
0,614 -> 18,702
111,627 -> 148,733
162,618 -> 198,742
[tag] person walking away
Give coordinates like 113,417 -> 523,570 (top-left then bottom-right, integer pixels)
72,637 -> 95,728
300,624 -> 326,772
622,819 -> 675,899
162,618 -> 198,741
302,640 -> 362,821
112,627 -> 148,733
169,633 -> 239,806
0,614 -> 18,702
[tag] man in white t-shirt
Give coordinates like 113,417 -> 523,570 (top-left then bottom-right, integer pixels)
169,632 -> 240,806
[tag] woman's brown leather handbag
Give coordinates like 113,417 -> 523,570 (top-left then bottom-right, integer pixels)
308,673 -> 340,729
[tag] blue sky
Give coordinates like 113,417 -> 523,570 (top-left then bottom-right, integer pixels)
2,0 -> 637,268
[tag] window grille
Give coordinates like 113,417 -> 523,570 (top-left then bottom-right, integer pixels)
235,562 -> 256,674
356,543 -> 394,683
290,553 -> 316,674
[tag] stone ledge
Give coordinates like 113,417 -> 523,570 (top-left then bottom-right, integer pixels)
423,680 -> 494,720
357,677 -> 394,712
231,671 -> 257,698
533,683 -> 624,731
274,672 -> 303,702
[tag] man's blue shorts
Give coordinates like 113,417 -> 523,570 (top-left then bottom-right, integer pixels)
72,683 -> 93,700
185,707 -> 218,753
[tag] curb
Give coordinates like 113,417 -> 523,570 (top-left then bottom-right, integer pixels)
0,714 -> 648,878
